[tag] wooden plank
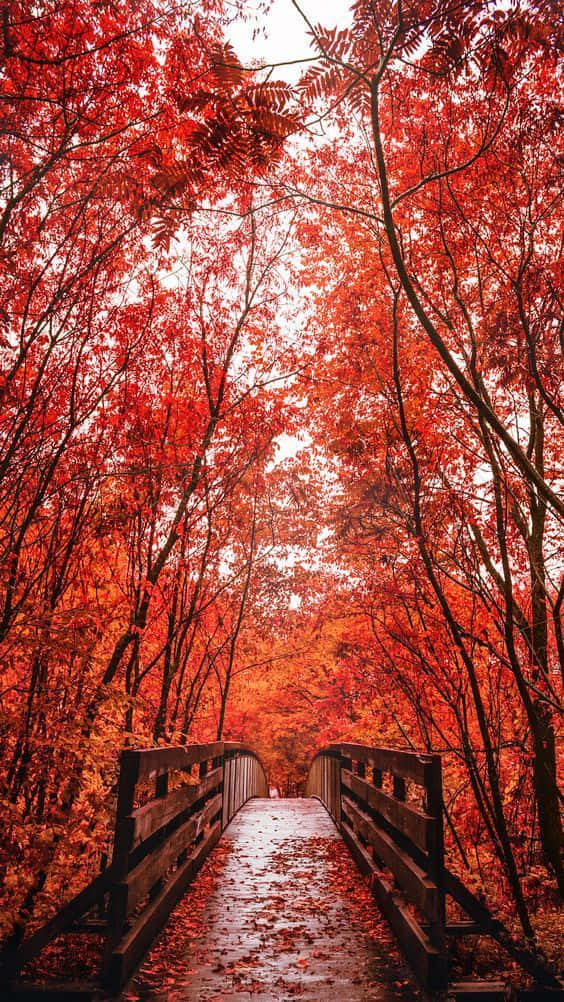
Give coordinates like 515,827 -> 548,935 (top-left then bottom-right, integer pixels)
228,751 -> 235,823
445,921 -> 482,937
129,767 -> 222,846
341,821 -> 447,990
333,756 -> 341,824
223,742 -> 257,755
341,769 -> 434,853
342,809 -> 382,877
444,868 -> 502,931
421,919 -> 483,937
134,743 -> 224,780
341,795 -> 439,920
221,756 -> 230,829
1,868 -> 113,975
105,821 -> 221,991
123,793 -> 222,913
3,983 -> 97,1000
69,918 -> 107,933
450,984 -> 507,1001
229,758 -> 235,820
237,759 -> 242,809
331,744 -> 431,785
222,744 -> 265,767
307,754 -> 339,820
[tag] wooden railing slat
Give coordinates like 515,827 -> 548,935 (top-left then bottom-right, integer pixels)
341,795 -> 440,920
341,768 -> 434,853
123,793 -> 222,914
0,867 -> 114,976
3,740 -> 266,995
130,766 -> 223,847
306,742 -> 448,991
329,743 -> 432,785
106,821 -> 221,989
134,742 -> 225,780
341,819 -> 447,990
103,743 -> 267,992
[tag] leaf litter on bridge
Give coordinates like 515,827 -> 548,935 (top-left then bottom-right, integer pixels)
121,799 -> 420,1002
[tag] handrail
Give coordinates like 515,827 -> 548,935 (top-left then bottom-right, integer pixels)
0,741 -> 268,994
103,741 -> 268,989
222,743 -> 268,828
305,743 -> 561,992
305,743 -> 446,990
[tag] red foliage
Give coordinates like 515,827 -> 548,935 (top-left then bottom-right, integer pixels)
0,0 -> 561,974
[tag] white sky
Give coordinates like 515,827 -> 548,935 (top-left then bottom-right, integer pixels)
230,0 -> 351,81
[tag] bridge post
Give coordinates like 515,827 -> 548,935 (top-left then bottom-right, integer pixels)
102,750 -> 139,990
424,753 -> 447,982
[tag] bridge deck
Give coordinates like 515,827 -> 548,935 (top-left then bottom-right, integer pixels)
122,798 -> 418,1001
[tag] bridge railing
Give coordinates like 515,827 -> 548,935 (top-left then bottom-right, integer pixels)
306,742 -> 446,990
222,742 -> 269,827
104,740 -> 267,990
304,748 -> 342,823
0,740 -> 267,995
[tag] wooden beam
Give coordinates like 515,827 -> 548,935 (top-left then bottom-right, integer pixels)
123,793 -> 222,914
0,868 -> 113,976
445,921 -> 482,937
444,869 -> 561,988
129,767 -> 222,847
330,744 -> 432,785
105,821 -> 221,991
449,984 -> 507,1001
341,820 -> 447,990
132,743 -> 224,781
341,795 -> 439,920
341,769 -> 434,853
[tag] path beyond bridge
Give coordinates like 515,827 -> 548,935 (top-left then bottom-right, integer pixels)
123,798 -> 416,1001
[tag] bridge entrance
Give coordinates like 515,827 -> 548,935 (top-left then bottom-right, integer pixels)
2,742 -> 560,999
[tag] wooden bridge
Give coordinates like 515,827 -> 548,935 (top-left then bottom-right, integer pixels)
1,742 -> 561,1000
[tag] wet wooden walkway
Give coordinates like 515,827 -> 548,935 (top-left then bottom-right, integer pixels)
122,799 -> 419,1002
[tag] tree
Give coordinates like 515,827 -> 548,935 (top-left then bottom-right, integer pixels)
0,0 -> 299,946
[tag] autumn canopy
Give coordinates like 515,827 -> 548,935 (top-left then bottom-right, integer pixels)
0,0 -> 562,973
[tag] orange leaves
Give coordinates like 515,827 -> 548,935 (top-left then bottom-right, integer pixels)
1,0 -> 561,968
